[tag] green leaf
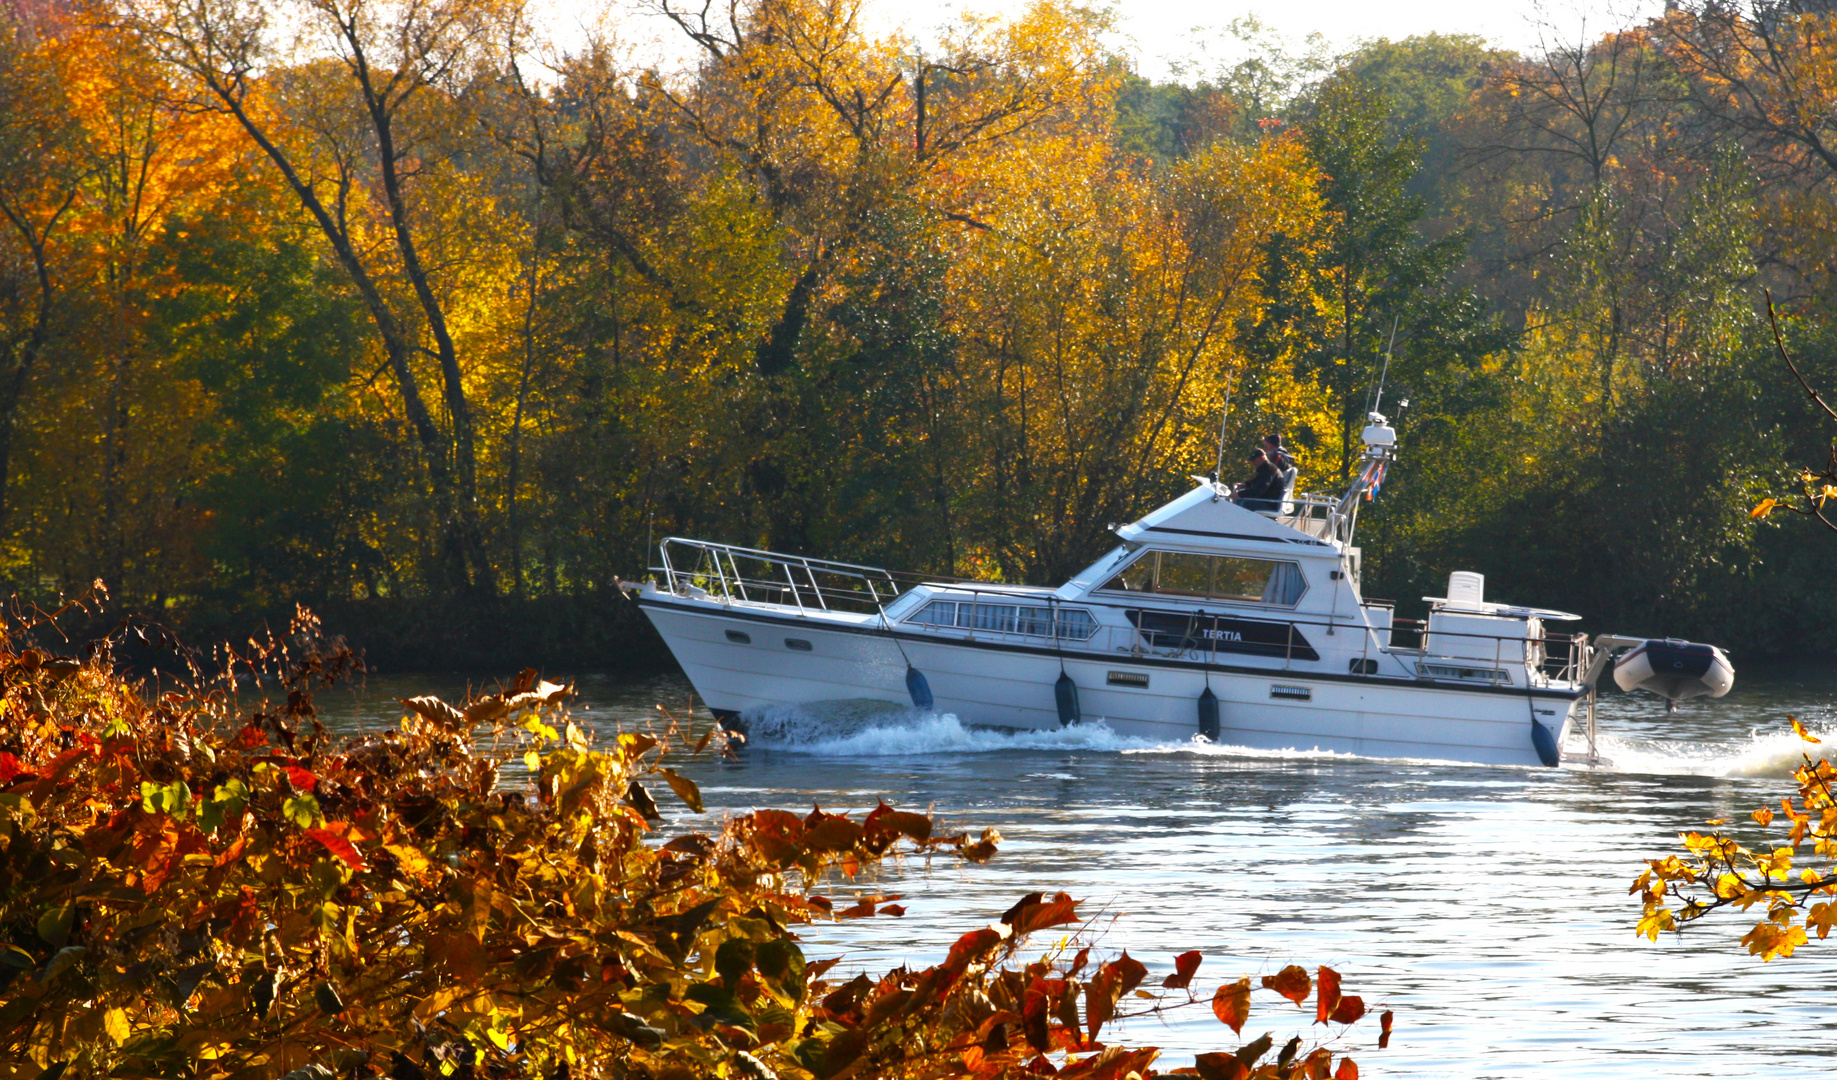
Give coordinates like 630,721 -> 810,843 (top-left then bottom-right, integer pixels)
198,779 -> 249,834
282,793 -> 323,828
35,906 -> 73,948
140,780 -> 192,819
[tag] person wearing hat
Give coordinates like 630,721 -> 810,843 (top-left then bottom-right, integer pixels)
1232,448 -> 1281,511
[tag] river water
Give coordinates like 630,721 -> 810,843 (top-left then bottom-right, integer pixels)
316,664 -> 1837,1079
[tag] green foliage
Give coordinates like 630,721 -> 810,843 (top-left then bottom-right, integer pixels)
0,0 -> 1832,657
0,601 -> 1390,1078
1246,74 -> 1509,479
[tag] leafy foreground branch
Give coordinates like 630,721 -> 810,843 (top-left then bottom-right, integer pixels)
0,607 -> 1391,1079
1635,719 -> 1837,960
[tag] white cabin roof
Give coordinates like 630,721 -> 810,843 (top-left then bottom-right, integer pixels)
1112,480 -> 1335,552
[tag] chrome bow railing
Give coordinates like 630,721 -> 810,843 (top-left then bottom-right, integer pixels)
655,538 -> 901,616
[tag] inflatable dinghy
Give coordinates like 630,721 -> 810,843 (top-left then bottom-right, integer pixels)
1612,638 -> 1734,703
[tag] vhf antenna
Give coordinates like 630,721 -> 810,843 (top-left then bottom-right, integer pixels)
1368,315 -> 1400,416
1212,376 -> 1237,493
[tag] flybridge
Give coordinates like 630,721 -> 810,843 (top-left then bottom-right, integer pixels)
626,411 -> 1737,768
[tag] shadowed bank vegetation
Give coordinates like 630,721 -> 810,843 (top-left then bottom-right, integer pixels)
2,0 -> 1836,663
0,599 -> 1390,1077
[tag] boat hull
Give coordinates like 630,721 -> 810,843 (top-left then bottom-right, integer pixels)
638,595 -> 1582,768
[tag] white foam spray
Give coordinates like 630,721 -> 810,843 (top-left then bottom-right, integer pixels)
734,700 -> 1837,778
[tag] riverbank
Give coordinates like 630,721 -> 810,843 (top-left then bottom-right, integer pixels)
38,590 -> 672,677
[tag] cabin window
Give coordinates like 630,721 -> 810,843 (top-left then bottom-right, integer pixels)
969,603 -> 1019,633
904,599 -> 1098,640
910,601 -> 957,627
1100,552 -> 1307,607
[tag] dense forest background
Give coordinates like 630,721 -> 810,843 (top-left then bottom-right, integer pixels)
2,0 -> 1835,668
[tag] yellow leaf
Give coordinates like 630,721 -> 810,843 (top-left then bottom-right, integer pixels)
1792,717 -> 1821,744
1753,807 -> 1775,826
1750,497 -> 1777,519
1742,921 -> 1809,960
104,1008 -> 129,1045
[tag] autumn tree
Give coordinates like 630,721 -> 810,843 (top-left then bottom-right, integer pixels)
134,0 -> 526,595
951,133 -> 1325,581
1247,76 -> 1505,481
0,11 -> 84,538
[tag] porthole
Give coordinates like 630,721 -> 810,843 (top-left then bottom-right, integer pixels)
725,630 -> 752,644
784,638 -> 813,652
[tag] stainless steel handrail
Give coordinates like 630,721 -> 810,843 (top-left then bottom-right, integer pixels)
656,537 -> 901,615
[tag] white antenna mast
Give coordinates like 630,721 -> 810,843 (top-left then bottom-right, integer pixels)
1370,316 -> 1400,416
1212,377 -> 1236,490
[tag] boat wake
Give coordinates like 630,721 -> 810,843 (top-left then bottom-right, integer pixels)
1579,724 -> 1837,780
733,700 -> 1837,779
736,701 -> 1165,756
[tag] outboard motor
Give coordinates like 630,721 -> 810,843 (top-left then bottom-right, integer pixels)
1612,638 -> 1735,704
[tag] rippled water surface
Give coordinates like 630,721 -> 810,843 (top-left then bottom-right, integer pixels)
316,663 -> 1837,1079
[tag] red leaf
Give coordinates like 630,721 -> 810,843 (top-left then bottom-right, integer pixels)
1021,981 -> 1053,1052
0,752 -> 28,785
945,926 -> 1008,972
306,827 -> 366,871
1330,995 -> 1366,1025
1193,1052 -> 1248,1080
1057,1046 -> 1159,1080
879,903 -> 907,917
864,801 -> 933,843
1263,965 -> 1311,1005
1316,965 -> 1342,1024
1108,952 -> 1148,996
214,835 -> 249,868
282,766 -> 317,792
1335,1058 -> 1359,1080
1011,893 -> 1081,936
1211,977 -> 1251,1034
233,723 -> 266,749
1378,1010 -> 1395,1049
1163,949 -> 1202,990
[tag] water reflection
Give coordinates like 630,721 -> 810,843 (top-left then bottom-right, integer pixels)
312,664 -> 1837,1078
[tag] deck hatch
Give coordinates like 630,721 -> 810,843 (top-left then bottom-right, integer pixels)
1106,671 -> 1150,688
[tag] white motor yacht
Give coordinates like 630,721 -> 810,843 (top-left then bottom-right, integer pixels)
624,414 -> 1733,767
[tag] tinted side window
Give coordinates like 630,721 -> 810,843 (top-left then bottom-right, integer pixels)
1213,557 -> 1274,602
1100,551 -> 1305,606
1157,552 -> 1213,597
